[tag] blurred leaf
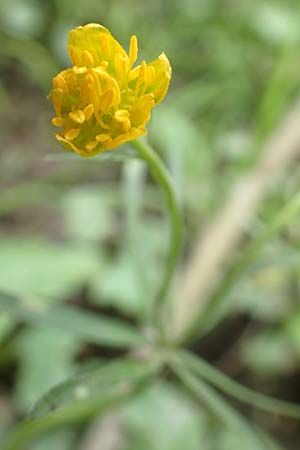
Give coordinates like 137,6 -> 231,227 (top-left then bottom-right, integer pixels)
152,106 -> 217,215
0,314 -> 14,342
168,81 -> 224,116
123,159 -> 146,245
31,357 -> 159,420
15,327 -> 78,412
251,3 -> 300,45
49,21 -> 71,65
236,265 -> 293,322
0,238 -> 102,300
0,0 -> 46,38
152,106 -> 212,179
4,357 -> 160,450
218,426 -> 281,450
0,183 -> 62,217
120,381 -> 206,450
0,31 -> 58,90
171,361 -> 278,450
241,332 -> 294,377
286,313 -> 300,355
92,219 -> 168,318
28,428 -> 75,450
179,350 -> 300,420
92,249 -> 147,317
61,187 -> 115,243
0,292 -> 143,348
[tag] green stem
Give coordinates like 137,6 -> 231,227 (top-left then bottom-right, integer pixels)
131,139 -> 183,329
180,350 -> 300,420
196,190 -> 300,338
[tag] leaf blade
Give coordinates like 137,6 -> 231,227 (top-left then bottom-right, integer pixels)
0,291 -> 144,348
3,357 -> 160,450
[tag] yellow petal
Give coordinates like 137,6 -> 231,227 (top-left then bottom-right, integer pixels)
130,94 -> 155,127
85,140 -> 99,152
65,128 -> 80,140
130,53 -> 171,105
83,104 -> 94,120
114,52 -> 129,76
82,50 -> 94,67
56,134 -> 101,157
68,23 -> 128,72
114,109 -> 131,131
73,66 -> 88,74
136,61 -> 147,91
53,75 -> 69,94
69,110 -> 85,124
114,109 -> 130,122
52,117 -> 64,127
56,134 -> 77,153
105,127 -> 146,150
146,53 -> 171,104
96,133 -> 111,143
128,35 -> 138,68
99,89 -> 114,112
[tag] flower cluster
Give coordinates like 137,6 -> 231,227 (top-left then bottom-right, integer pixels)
50,24 -> 171,157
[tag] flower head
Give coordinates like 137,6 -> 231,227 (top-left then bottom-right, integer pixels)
50,24 -> 171,157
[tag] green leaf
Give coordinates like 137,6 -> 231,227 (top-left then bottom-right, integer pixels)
180,350 -> 300,419
170,360 -> 281,450
15,327 -> 78,412
3,357 -> 160,450
61,187 -> 115,243
31,357 -> 159,420
91,219 -> 169,318
241,332 -> 294,377
0,0 -> 46,38
0,314 -> 14,342
120,381 -> 206,450
0,238 -> 102,300
27,428 -> 76,450
0,291 -> 144,348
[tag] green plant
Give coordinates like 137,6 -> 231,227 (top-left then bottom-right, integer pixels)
2,13 -> 300,450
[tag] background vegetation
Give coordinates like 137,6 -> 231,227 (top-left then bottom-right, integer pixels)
0,0 -> 300,449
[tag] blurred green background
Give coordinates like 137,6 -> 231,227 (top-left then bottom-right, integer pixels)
1,0 -> 300,449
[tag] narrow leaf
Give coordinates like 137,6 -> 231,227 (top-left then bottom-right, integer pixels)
180,350 -> 300,419
0,291 -> 143,348
3,357 -> 160,450
170,357 -> 283,450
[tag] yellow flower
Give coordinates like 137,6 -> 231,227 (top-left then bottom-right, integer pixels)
50,24 -> 171,157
